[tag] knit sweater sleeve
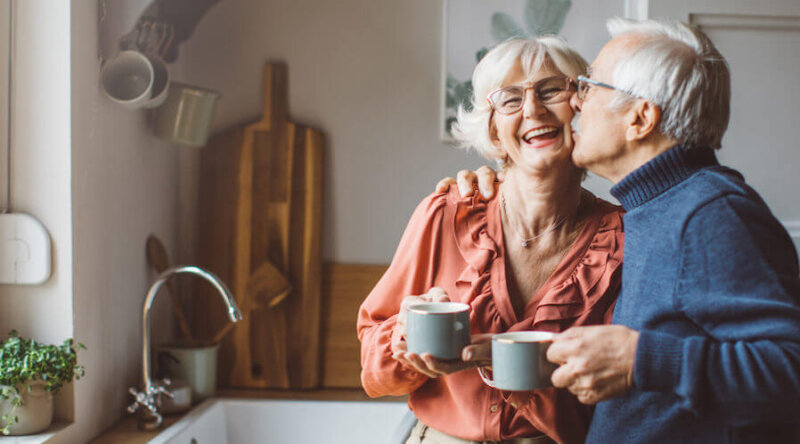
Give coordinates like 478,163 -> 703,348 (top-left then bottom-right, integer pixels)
633,194 -> 800,423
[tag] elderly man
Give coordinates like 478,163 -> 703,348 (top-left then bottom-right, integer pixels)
441,17 -> 800,442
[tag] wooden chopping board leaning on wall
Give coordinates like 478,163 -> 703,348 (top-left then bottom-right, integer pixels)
195,61 -> 324,389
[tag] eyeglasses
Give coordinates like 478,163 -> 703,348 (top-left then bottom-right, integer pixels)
576,75 -> 638,101
486,76 -> 574,115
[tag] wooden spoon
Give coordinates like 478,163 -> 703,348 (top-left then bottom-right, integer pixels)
212,260 -> 291,344
146,235 -> 194,342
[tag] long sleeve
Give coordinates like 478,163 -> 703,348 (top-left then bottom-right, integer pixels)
634,194 -> 800,423
357,192 -> 448,397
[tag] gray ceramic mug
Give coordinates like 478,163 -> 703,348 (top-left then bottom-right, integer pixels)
406,302 -> 471,360
478,331 -> 557,391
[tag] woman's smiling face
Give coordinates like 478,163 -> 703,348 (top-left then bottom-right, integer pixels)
489,61 -> 576,175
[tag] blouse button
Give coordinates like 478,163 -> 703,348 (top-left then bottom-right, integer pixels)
489,404 -> 498,413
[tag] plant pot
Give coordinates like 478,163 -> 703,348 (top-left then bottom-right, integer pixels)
158,342 -> 219,403
0,380 -> 53,435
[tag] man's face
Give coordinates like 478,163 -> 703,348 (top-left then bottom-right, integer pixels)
570,35 -> 639,180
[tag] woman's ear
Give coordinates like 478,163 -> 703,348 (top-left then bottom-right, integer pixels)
488,115 -> 508,162
489,119 -> 502,148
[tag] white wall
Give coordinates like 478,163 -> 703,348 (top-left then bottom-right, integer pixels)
0,0 -> 180,441
59,0 -> 181,441
173,0 -> 622,265
172,0 -> 486,264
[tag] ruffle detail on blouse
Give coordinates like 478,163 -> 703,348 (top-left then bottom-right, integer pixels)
447,187 -> 624,332
531,206 -> 623,328
443,189 -> 508,332
451,193 -> 499,280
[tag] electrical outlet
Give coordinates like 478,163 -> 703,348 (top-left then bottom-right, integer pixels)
0,213 -> 51,284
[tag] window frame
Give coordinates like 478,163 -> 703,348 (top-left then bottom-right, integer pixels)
0,0 -> 10,212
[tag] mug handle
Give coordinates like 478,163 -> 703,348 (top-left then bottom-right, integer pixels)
477,366 -> 497,389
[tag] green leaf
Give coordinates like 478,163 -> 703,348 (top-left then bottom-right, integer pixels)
446,75 -> 458,89
453,80 -> 474,112
491,12 -> 527,42
524,0 -> 572,35
475,47 -> 489,64
0,331 -> 85,434
446,117 -> 458,135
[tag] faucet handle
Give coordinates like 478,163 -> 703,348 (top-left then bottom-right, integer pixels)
156,379 -> 174,400
127,384 -> 165,413
127,386 -> 148,413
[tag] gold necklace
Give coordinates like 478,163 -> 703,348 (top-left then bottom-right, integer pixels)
500,193 -> 569,247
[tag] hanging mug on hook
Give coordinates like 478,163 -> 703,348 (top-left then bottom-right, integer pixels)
154,83 -> 220,147
100,49 -> 154,109
99,20 -> 172,109
140,21 -> 173,108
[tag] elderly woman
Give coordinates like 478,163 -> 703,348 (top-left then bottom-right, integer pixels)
357,36 -> 624,444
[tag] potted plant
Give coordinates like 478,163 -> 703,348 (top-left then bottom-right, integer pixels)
0,330 -> 85,435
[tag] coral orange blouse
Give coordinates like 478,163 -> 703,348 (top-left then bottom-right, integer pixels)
357,186 -> 624,443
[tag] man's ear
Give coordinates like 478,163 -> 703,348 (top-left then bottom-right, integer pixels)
626,100 -> 661,142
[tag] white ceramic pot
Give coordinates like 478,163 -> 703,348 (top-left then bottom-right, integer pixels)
0,380 -> 53,435
158,342 -> 219,403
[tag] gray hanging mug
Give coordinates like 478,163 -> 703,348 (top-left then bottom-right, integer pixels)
478,331 -> 557,391
406,302 -> 471,360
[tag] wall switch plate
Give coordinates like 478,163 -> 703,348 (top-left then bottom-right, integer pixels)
0,213 -> 51,284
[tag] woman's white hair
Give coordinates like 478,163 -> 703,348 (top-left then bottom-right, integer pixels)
605,17 -> 730,149
451,36 -> 588,161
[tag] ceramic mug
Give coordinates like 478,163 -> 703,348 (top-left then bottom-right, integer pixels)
100,50 -> 154,109
139,21 -> 172,108
406,302 -> 471,360
478,331 -> 557,391
158,342 -> 219,402
141,53 -> 170,108
154,82 -> 220,146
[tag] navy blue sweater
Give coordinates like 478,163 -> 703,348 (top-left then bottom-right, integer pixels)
586,146 -> 800,443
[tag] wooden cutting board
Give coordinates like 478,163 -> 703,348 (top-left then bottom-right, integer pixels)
195,61 -> 323,389
321,263 -> 388,388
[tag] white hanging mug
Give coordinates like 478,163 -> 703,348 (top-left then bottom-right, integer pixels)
140,22 -> 172,108
100,50 -> 154,109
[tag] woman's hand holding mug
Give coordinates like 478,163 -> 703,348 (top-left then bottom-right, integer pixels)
391,288 -> 487,378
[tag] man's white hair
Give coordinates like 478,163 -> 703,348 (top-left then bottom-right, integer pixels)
452,36 -> 588,161
605,17 -> 730,149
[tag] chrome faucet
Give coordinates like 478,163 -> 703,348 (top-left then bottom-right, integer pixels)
127,265 -> 243,430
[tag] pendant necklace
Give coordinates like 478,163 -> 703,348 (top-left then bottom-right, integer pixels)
500,193 -> 569,247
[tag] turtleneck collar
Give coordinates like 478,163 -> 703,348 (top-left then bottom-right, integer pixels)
610,145 -> 719,210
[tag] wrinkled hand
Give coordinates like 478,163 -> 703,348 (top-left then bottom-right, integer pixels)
393,287 -> 450,347
391,288 -> 453,377
392,334 -> 489,378
547,325 -> 639,404
434,166 -> 503,199
462,333 -> 493,367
